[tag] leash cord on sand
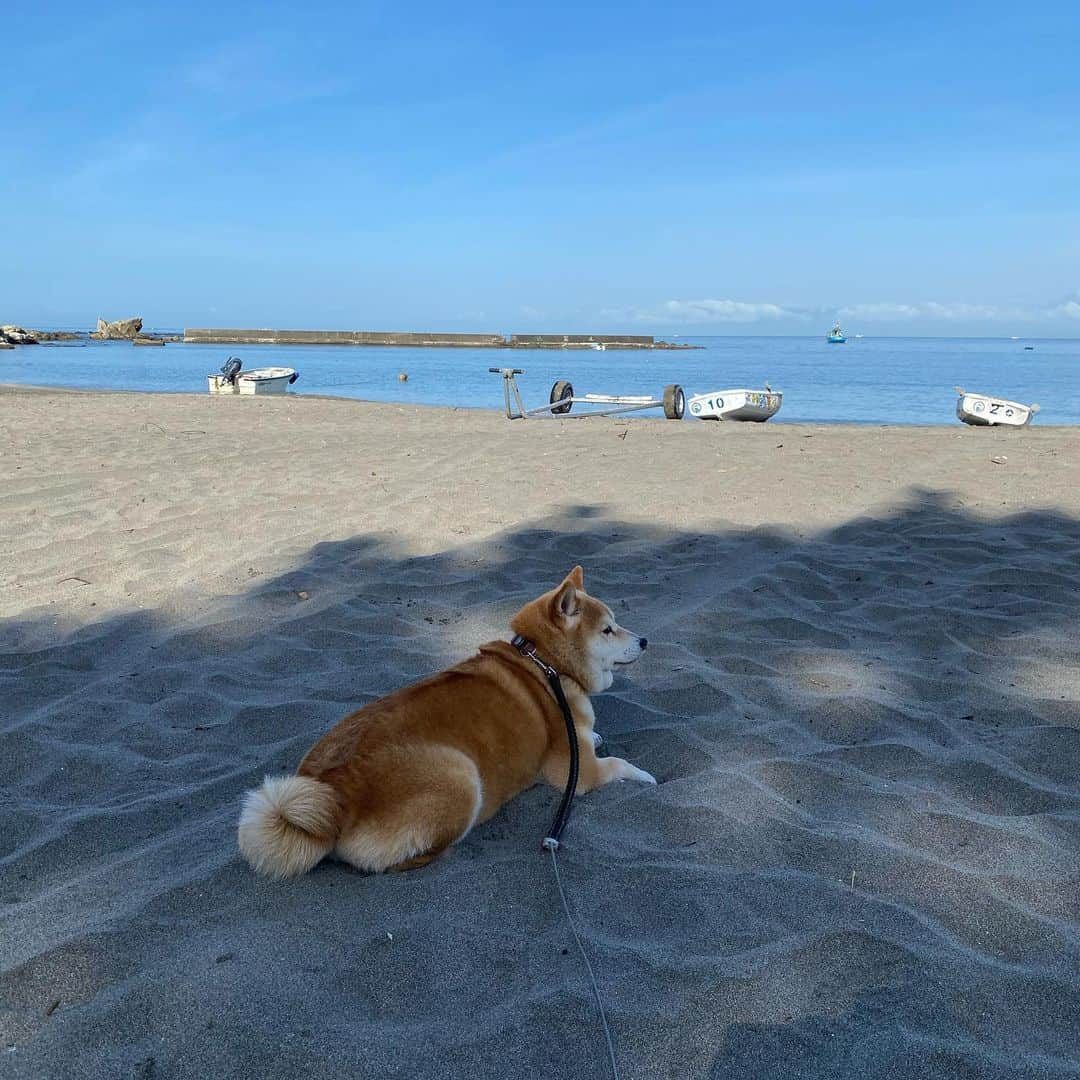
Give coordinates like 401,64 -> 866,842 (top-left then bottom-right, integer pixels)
548,847 -> 621,1080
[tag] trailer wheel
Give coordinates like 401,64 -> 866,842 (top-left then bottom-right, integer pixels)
663,384 -> 686,420
550,379 -> 574,415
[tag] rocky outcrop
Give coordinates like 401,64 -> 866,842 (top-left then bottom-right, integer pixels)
1,324 -> 39,345
133,332 -> 181,345
91,316 -> 143,340
34,330 -> 84,342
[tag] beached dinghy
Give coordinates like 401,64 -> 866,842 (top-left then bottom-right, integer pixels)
207,357 -> 299,395
954,387 -> 1039,427
688,387 -> 783,422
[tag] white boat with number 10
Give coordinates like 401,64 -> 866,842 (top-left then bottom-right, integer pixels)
689,388 -> 783,422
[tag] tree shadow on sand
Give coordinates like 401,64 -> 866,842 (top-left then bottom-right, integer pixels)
1,489 -> 1079,1079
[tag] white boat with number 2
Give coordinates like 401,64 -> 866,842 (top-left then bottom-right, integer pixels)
954,387 -> 1039,427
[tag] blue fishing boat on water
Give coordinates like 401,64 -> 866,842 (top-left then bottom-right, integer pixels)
826,323 -> 846,343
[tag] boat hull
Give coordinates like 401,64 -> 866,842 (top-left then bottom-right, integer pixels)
207,367 -> 298,395
956,392 -> 1037,427
689,389 -> 782,422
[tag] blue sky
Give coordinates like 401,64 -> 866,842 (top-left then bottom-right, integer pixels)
3,1 -> 1078,335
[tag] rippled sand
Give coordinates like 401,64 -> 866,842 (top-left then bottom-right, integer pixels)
2,388 -> 1078,1078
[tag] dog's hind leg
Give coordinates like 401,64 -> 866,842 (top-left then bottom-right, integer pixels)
334,745 -> 483,873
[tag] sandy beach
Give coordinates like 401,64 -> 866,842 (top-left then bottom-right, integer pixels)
2,387 -> 1078,1079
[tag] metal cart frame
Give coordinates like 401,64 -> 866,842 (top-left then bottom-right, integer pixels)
489,368 -> 685,420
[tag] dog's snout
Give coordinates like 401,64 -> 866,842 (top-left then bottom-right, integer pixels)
639,637 -> 648,650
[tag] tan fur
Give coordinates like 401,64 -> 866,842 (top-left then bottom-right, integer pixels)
237,567 -> 654,878
237,775 -> 339,879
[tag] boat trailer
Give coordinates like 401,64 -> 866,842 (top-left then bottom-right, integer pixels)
489,368 -> 686,420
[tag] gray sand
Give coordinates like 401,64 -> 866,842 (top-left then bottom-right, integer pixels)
1,390 -> 1078,1078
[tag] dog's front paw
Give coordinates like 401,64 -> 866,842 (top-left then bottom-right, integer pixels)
612,758 -> 656,785
591,730 -> 603,749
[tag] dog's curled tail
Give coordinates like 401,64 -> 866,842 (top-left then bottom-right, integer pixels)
238,775 -> 339,879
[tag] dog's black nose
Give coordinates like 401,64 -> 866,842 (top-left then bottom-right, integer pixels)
639,637 -> 648,649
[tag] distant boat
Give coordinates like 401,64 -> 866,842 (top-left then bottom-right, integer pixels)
854,333 -> 864,339
826,323 -> 846,343
1024,345 -> 1034,351
590,342 -> 606,351
954,387 -> 1039,427
1010,336 -> 1020,340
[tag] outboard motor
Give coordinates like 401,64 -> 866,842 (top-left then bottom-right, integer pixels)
288,371 -> 299,384
220,356 -> 242,385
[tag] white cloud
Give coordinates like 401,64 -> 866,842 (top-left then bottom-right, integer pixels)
658,299 -> 797,322
1049,294 -> 1080,319
838,301 -> 1017,322
597,299 -> 804,326
57,137 -> 167,195
842,297 -> 1080,324
837,302 -> 922,322
598,293 -> 1080,330
180,42 -> 345,113
621,298 -> 1028,327
921,302 -> 1008,320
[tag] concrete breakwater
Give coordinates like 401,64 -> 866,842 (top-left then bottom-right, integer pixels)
183,328 -> 698,349
185,329 -> 505,347
506,333 -> 696,349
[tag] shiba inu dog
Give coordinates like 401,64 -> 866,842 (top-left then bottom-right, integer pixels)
238,567 -> 655,878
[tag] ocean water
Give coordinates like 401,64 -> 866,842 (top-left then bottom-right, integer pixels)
5,334 -> 1078,424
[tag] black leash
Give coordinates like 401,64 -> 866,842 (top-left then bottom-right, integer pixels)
511,634 -> 621,1079
511,634 -> 579,850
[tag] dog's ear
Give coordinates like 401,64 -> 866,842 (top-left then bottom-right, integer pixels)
567,565 -> 584,588
552,576 -> 581,621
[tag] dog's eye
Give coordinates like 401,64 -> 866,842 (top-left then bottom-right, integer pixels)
603,626 -> 614,635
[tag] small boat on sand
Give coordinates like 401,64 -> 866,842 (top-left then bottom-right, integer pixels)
827,323 -> 846,343
208,357 -> 299,395
688,387 -> 782,422
954,387 -> 1039,427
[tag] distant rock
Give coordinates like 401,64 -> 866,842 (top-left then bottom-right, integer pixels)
91,316 -> 143,340
133,332 -> 181,345
33,330 -> 84,342
0,324 -> 39,345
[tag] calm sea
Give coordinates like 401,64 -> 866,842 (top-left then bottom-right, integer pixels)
5,334 -> 1078,425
